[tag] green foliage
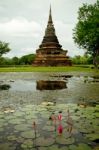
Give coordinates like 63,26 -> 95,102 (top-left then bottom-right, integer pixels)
12,57 -> 19,65
71,55 -> 93,65
73,0 -> 99,66
19,54 -> 35,65
0,57 -> 6,65
0,41 -> 11,57
0,54 -> 36,66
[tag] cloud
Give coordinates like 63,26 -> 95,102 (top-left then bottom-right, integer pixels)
55,20 -> 74,42
0,18 -> 42,37
1,0 -> 95,58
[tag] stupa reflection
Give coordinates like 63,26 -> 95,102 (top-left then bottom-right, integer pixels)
36,80 -> 67,90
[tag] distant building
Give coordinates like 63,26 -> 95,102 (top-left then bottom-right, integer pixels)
33,6 -> 72,66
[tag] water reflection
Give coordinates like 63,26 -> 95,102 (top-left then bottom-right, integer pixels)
9,80 -> 36,91
0,84 -> 10,90
36,80 -> 67,90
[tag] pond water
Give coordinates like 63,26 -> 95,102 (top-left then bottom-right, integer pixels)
0,72 -> 99,150
0,72 -> 99,107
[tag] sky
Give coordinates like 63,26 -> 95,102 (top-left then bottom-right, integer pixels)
0,0 -> 96,58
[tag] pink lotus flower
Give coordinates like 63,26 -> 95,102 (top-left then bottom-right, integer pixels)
58,124 -> 63,135
58,114 -> 62,121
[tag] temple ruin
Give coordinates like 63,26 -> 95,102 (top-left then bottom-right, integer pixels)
33,6 -> 72,66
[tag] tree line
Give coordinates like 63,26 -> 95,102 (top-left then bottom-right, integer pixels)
0,53 -> 36,66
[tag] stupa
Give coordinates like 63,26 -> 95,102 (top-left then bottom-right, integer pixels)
33,6 -> 72,66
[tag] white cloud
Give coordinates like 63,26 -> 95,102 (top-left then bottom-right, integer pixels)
0,18 -> 42,37
55,20 -> 74,43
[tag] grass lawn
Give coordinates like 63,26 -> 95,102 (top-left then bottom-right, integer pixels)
0,65 -> 99,73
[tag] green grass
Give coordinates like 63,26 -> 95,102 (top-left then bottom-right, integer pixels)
0,66 -> 99,73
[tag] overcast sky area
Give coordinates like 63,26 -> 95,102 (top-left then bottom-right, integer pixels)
0,0 -> 96,58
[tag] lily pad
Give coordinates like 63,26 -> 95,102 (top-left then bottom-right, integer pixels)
0,122 -> 5,128
21,139 -> 33,149
79,127 -> 93,134
69,145 -> 78,150
13,111 -> 25,117
16,137 -> 24,143
77,143 -> 92,150
0,114 -> 4,119
0,143 -> 16,150
5,115 -> 16,120
94,112 -> 99,118
0,127 -> 4,132
0,119 -> 5,124
0,111 -> 4,115
21,130 -> 40,139
14,124 -> 30,131
56,136 -> 75,145
48,145 -> 68,150
43,125 -> 55,132
25,114 -> 37,120
40,111 -> 50,118
36,137 -> 54,146
8,118 -> 25,124
85,133 -> 99,141
7,135 -> 17,141
27,118 -> 42,125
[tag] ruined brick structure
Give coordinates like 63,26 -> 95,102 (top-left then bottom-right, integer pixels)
33,6 -> 72,66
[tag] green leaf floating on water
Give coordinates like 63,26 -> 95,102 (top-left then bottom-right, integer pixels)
0,111 -> 4,115
21,130 -> 40,139
45,145 -> 69,150
0,127 -> 4,132
43,125 -> 55,132
21,139 -> 33,149
5,115 -> 16,120
40,111 -> 50,118
7,135 -> 17,141
27,118 -> 42,125
0,118 -> 5,124
85,133 -> 99,141
13,111 -> 25,117
94,112 -> 99,118
0,121 -> 5,128
0,114 -> 4,119
0,143 -> 16,150
8,118 -> 25,124
78,127 -> 93,134
14,124 -> 30,131
76,143 -> 92,150
56,136 -> 75,145
69,145 -> 78,150
25,114 -> 37,120
36,137 -> 54,146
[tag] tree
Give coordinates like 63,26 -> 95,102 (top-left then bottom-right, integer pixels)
71,55 -> 91,65
19,54 -> 36,65
0,41 -> 11,57
73,0 -> 99,67
12,57 -> 19,65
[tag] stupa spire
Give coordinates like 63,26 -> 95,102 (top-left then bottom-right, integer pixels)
48,5 -> 53,24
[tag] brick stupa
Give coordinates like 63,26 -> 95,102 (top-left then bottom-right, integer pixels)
33,6 -> 72,66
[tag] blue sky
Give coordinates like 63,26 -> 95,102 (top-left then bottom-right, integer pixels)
0,0 -> 96,58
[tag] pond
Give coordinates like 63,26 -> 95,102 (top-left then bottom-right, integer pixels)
0,72 -> 99,150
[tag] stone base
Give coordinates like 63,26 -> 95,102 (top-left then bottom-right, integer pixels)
32,59 -> 72,66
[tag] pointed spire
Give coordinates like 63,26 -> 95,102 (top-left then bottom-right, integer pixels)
39,4 -> 62,49
48,4 -> 53,24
